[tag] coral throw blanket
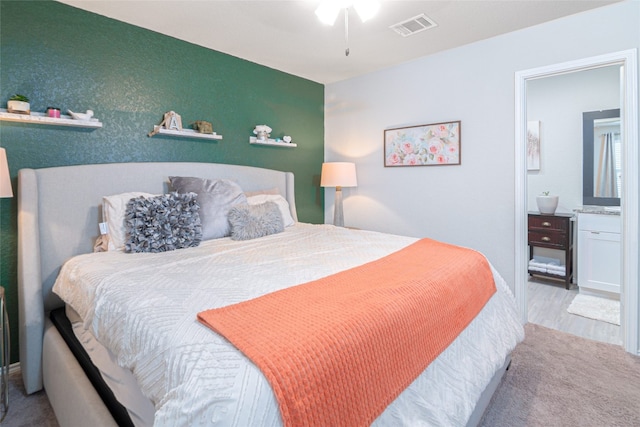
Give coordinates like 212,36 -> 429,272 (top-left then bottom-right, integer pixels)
198,238 -> 496,426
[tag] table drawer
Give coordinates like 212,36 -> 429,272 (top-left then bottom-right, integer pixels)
528,215 -> 568,232
528,230 -> 566,248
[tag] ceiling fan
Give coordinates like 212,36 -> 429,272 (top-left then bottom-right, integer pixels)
314,0 -> 381,56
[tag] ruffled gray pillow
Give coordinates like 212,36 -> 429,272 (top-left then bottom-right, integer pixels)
124,192 -> 202,253
170,176 -> 247,240
228,201 -> 284,241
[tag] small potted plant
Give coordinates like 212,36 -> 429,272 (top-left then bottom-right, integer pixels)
7,94 -> 30,114
536,191 -> 559,215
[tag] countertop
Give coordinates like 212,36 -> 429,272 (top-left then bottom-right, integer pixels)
573,206 -> 621,216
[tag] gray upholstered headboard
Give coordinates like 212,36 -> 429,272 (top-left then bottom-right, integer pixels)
17,162 -> 297,394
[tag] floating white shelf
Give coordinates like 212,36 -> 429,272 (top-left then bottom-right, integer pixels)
0,108 -> 102,129
148,126 -> 223,140
249,136 -> 297,147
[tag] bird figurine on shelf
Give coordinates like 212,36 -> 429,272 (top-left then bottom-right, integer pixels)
67,109 -> 94,121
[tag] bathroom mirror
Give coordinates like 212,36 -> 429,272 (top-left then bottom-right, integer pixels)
582,108 -> 621,206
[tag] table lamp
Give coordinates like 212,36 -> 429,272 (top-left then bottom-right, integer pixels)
320,162 -> 357,227
0,147 -> 10,422
0,148 -> 11,198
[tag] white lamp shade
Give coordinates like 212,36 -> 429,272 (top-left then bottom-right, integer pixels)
0,148 -> 12,198
320,162 -> 358,188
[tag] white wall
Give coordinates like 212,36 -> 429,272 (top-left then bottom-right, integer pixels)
324,0 -> 639,288
527,66 -> 620,213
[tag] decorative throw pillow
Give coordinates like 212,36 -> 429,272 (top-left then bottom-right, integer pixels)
170,176 -> 247,240
246,194 -> 295,227
228,201 -> 284,241
103,191 -> 157,251
124,192 -> 202,253
244,187 -> 280,197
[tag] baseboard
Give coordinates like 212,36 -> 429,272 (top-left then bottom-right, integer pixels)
9,362 -> 20,375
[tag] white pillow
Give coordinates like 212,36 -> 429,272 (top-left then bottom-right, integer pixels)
246,194 -> 295,227
103,191 -> 156,251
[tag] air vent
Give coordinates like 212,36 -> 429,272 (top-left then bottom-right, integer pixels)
389,13 -> 438,37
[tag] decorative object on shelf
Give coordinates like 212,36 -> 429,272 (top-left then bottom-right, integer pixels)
527,120 -> 541,171
7,94 -> 30,114
320,162 -> 358,227
536,191 -> 559,214
384,120 -> 461,167
253,124 -> 272,141
148,111 -> 184,137
46,107 -> 61,118
67,109 -> 94,121
283,135 -> 292,144
192,120 -> 213,134
164,111 -> 182,131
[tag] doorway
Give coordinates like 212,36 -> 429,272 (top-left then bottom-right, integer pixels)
526,66 -> 622,345
514,50 -> 639,355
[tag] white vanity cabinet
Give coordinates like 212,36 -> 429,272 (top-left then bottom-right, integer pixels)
577,213 -> 621,296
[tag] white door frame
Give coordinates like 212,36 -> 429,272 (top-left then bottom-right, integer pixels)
514,49 -> 639,355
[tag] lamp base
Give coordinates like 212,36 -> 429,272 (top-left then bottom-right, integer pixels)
333,187 -> 344,227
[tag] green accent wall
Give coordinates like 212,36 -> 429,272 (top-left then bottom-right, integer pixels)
0,1 -> 325,363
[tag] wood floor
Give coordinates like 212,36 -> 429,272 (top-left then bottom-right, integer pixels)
528,277 -> 622,346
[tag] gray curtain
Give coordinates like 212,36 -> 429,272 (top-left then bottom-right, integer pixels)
595,132 -> 618,198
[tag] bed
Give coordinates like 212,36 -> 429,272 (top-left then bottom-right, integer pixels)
17,162 -> 524,427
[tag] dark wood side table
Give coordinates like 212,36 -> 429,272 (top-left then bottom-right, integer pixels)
527,212 -> 574,289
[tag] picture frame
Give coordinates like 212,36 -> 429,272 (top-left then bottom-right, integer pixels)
527,120 -> 541,171
384,121 -> 461,167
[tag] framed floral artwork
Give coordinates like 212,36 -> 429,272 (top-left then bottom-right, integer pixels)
384,121 -> 461,167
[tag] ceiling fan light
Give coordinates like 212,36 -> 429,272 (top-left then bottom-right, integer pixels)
354,0 -> 380,22
315,1 -> 342,25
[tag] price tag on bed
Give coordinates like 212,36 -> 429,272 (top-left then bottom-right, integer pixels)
99,222 -> 109,235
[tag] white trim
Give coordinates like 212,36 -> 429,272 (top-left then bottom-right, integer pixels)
620,53 -> 639,355
515,49 -> 639,355
9,362 -> 20,375
514,72 -> 528,325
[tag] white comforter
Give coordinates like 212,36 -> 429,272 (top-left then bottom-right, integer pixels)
53,223 -> 524,426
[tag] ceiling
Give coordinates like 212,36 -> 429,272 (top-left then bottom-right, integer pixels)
57,0 -> 620,84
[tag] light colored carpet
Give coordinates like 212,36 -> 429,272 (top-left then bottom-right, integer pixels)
479,323 -> 640,426
4,369 -> 58,426
567,293 -> 621,325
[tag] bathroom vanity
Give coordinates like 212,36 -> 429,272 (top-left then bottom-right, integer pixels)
576,209 -> 621,297
577,108 -> 622,298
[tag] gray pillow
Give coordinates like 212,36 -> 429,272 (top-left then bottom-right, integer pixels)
124,192 -> 202,253
170,176 -> 247,240
228,201 -> 284,241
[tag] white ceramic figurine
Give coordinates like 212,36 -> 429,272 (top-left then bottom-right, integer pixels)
67,109 -> 94,120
